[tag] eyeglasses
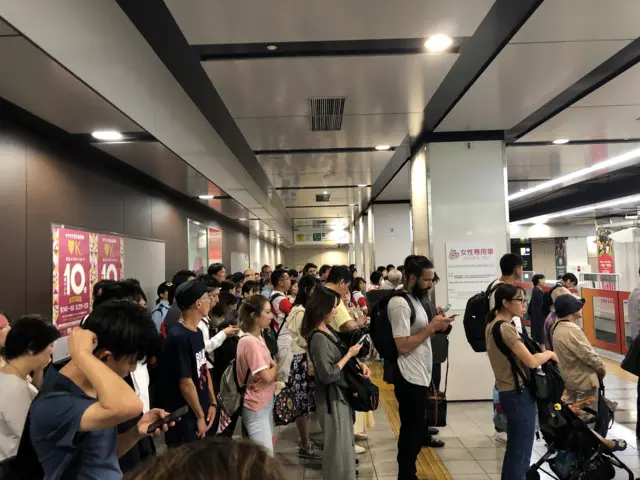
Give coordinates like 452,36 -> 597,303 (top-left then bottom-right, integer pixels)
512,297 -> 527,304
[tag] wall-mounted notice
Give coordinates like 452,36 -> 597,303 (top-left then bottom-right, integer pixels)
208,227 -> 222,265
97,234 -> 124,281
53,226 -> 125,335
446,242 -> 498,310
53,227 -> 92,335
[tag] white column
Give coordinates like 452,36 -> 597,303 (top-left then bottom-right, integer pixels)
371,203 -> 413,268
423,140 -> 509,401
354,219 -> 363,275
410,149 -> 430,256
363,214 -> 371,282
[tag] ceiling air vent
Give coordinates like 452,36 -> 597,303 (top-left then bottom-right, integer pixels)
309,97 -> 346,131
316,193 -> 331,202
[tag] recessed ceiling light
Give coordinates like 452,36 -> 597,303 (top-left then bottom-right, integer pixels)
323,191 -> 328,194
424,34 -> 453,52
91,130 -> 123,141
238,218 -> 248,221
198,195 -> 214,200
357,184 -> 367,188
552,138 -> 570,145
375,145 -> 391,151
266,45 -> 277,51
509,146 -> 640,202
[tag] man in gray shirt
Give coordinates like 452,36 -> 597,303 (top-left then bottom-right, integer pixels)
627,269 -> 640,439
388,255 -> 452,480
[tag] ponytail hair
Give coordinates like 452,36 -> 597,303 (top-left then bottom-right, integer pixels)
485,283 -> 519,326
237,294 -> 268,332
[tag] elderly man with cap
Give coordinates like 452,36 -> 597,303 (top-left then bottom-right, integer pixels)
159,280 -> 217,447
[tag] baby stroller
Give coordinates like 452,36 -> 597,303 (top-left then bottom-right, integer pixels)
526,383 -> 635,480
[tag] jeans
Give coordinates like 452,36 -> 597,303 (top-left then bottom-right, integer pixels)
242,397 -> 275,455
393,367 -> 428,480
637,378 -> 640,439
499,387 -> 536,480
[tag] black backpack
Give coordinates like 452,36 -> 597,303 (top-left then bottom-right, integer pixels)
370,291 -> 415,363
492,320 -> 564,404
463,281 -> 501,352
308,326 -> 379,413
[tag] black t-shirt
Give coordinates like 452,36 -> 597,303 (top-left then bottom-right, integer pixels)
160,323 -> 211,415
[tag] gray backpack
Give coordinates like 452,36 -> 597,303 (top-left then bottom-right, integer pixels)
217,358 -> 250,416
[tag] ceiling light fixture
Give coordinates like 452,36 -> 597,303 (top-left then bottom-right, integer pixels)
357,184 -> 367,188
91,130 -> 124,141
266,45 -> 277,51
424,34 -> 453,52
375,145 -> 391,151
323,191 -> 328,194
509,146 -> 640,202
238,218 -> 248,221
511,193 -> 640,226
198,195 -> 215,200
552,138 -> 570,145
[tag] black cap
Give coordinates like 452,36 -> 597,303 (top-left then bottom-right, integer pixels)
156,281 -> 173,296
230,272 -> 245,284
554,294 -> 585,318
175,280 -> 213,310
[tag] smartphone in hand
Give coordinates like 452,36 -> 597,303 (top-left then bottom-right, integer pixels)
146,405 -> 188,434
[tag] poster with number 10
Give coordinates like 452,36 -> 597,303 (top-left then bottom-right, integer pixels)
98,234 -> 124,281
52,227 -> 91,334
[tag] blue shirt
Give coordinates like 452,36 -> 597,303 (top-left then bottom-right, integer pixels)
151,300 -> 170,332
30,368 -> 121,480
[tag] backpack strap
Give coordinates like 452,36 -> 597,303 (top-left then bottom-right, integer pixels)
395,291 -> 416,325
486,280 -> 502,298
491,320 -> 529,394
551,318 -> 569,336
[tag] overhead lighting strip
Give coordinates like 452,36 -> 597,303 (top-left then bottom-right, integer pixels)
508,147 -> 640,202
511,193 -> 640,225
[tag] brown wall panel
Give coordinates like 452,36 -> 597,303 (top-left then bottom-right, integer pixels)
0,121 -> 250,320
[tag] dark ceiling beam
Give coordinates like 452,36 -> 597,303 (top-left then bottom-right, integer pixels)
287,204 -> 352,209
510,137 -> 640,147
114,0 -> 290,225
276,185 -> 370,191
255,147 -> 395,155
509,166 -> 640,222
411,0 -> 543,156
195,37 -> 466,61
506,38 -> 640,143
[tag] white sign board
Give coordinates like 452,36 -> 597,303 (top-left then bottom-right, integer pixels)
446,242 -> 498,310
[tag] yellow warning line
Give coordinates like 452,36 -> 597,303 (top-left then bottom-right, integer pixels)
370,361 -> 452,480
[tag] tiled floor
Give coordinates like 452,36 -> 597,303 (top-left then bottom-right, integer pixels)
272,358 -> 640,479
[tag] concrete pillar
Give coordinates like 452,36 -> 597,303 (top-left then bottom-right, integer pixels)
371,203 -> 413,268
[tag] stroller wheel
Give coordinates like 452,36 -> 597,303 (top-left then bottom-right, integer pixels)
526,470 -> 540,480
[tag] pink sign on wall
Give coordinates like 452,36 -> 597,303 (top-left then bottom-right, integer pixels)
98,234 -> 123,281
53,227 -> 91,334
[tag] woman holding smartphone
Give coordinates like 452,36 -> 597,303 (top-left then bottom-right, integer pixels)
485,284 -> 558,480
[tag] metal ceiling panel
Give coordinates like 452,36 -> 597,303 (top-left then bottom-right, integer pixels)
202,54 -> 458,118
511,0 -> 640,43
165,0 -> 493,44
436,40 -> 630,132
276,189 -> 364,208
375,163 -> 411,201
257,151 -> 392,189
0,17 -> 15,35
0,36 -> 142,134
574,62 -> 640,108
237,113 -> 423,150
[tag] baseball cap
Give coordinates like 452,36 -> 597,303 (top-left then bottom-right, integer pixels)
156,281 -> 173,296
175,280 -> 213,310
554,294 -> 585,318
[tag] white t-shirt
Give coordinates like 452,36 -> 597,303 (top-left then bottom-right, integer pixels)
0,372 -> 38,460
388,294 -> 432,387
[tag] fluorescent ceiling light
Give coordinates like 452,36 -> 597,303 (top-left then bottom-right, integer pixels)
266,45 -> 277,51
552,138 -> 570,145
509,146 -> 640,202
91,130 -> 123,141
511,194 -> 640,225
238,218 -> 248,221
323,191 -> 328,194
375,145 -> 391,151
198,195 -> 214,200
357,184 -> 367,188
424,34 -> 453,52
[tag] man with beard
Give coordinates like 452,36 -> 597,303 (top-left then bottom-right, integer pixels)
388,255 -> 453,480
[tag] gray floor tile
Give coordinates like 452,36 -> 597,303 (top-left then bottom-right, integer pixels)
443,460 -> 486,475
451,475 -> 490,480
437,448 -> 474,461
467,448 -> 505,460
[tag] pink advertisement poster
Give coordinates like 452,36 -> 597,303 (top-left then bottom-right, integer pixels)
98,234 -> 123,281
52,227 -> 91,334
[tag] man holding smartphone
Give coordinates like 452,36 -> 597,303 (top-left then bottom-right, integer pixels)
389,255 -> 454,480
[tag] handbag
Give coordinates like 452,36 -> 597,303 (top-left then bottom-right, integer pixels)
426,359 -> 449,427
273,387 -> 299,426
621,334 -> 640,376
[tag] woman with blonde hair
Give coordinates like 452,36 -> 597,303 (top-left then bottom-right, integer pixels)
236,295 -> 277,455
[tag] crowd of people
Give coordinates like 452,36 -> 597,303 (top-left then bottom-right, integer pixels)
0,253 -> 629,480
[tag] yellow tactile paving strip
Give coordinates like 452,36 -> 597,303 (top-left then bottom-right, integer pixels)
603,357 -> 637,383
370,362 -> 453,480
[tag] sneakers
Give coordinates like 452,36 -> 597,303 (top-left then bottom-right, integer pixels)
354,433 -> 368,441
354,444 -> 366,454
297,441 -> 323,460
494,431 -> 508,444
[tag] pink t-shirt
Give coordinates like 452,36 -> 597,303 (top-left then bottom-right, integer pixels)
236,334 -> 276,411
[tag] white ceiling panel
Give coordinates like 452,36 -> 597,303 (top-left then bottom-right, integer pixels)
517,105 -> 640,142
0,37 -> 142,134
376,163 -> 411,201
287,206 -> 351,219
238,113 -> 422,150
436,40 -> 629,132
166,0 -> 493,44
258,151 -> 392,188
0,17 -> 15,35
512,0 -> 640,43
277,189 -> 363,208
204,54 -> 457,118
